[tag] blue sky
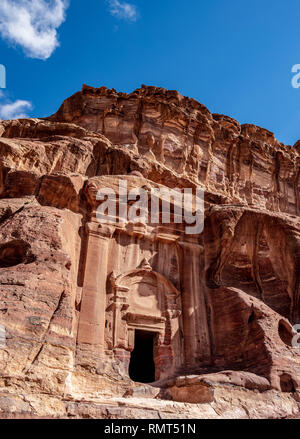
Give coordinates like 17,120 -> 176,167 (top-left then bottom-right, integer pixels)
0,0 -> 300,145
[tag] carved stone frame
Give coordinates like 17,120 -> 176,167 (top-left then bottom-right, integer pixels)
106,263 -> 182,380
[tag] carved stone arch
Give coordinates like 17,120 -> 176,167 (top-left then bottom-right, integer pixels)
114,266 -> 181,311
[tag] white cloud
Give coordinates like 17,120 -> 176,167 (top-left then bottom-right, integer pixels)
0,99 -> 32,119
108,0 -> 137,22
0,0 -> 69,60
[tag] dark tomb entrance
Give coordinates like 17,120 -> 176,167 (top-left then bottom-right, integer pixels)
129,330 -> 156,383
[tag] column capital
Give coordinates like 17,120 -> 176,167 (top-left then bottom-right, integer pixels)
178,240 -> 204,253
85,221 -> 115,238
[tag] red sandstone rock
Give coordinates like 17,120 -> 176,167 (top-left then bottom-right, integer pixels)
0,85 -> 299,419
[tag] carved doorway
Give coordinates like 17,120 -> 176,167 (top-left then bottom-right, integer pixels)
129,330 -> 157,383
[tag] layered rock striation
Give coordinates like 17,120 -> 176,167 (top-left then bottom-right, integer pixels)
0,84 -> 299,418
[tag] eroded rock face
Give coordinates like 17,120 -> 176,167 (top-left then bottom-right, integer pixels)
0,85 -> 299,419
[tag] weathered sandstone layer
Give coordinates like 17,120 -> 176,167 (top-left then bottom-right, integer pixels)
0,84 -> 299,418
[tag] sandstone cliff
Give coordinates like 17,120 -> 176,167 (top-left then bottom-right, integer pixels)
0,84 -> 299,419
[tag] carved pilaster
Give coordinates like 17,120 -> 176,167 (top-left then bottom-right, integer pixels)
179,240 -> 210,367
77,222 -> 114,351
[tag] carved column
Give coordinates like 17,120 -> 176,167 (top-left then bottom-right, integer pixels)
179,240 -> 211,368
77,222 -> 114,351
111,285 -> 129,349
